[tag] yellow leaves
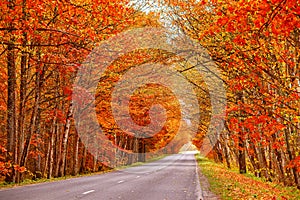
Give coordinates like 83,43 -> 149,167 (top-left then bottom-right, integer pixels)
293,116 -> 300,123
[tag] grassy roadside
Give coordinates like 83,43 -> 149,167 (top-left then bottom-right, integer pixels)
196,155 -> 300,200
0,154 -> 168,189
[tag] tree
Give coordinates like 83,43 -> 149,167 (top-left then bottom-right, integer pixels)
165,0 -> 300,187
0,0 -> 160,183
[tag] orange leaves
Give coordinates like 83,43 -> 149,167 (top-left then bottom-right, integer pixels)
14,165 -> 26,173
0,159 -> 25,176
233,35 -> 246,46
227,110 -> 287,145
0,145 -> 7,153
162,0 -> 300,188
286,156 -> 300,172
95,49 -> 182,153
216,17 -> 229,27
0,146 -> 7,161
0,161 -> 12,176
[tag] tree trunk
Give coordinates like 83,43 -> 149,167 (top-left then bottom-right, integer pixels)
35,108 -> 42,177
6,0 -> 17,181
54,122 -> 61,178
272,142 -> 286,184
43,132 -> 50,178
237,92 -> 246,174
238,136 -> 247,174
80,145 -> 87,173
247,141 -> 260,177
138,139 -> 146,162
47,117 -> 56,179
15,0 -> 29,184
72,132 -> 80,176
19,61 -> 41,169
285,128 -> 300,188
223,138 -> 231,169
59,103 -> 73,177
257,144 -> 270,180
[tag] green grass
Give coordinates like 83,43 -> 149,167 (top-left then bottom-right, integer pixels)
196,154 -> 300,200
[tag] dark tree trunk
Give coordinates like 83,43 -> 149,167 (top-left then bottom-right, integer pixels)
138,139 -> 146,162
6,0 -> 17,182
238,136 -> 247,174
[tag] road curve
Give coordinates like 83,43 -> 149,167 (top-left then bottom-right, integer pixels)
0,151 -> 203,200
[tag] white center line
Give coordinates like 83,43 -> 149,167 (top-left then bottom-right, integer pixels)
82,190 -> 95,195
118,180 -> 124,183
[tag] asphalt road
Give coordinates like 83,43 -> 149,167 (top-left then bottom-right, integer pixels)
0,151 -> 203,200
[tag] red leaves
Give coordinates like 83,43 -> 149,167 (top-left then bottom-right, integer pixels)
217,17 -> 229,27
254,17 -> 265,28
233,35 -> 246,46
286,156 -> 300,172
63,86 -> 73,100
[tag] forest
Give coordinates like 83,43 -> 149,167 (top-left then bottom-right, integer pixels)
0,0 -> 299,190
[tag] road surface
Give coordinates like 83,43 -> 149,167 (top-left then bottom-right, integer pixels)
0,151 -> 203,200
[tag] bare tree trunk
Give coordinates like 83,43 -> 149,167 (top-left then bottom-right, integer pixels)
214,140 -> 223,163
54,122 -> 62,178
93,150 -> 98,172
223,123 -> 232,169
81,145 -> 87,173
257,144 -> 270,180
271,137 -> 286,184
15,0 -> 29,184
138,138 -> 146,162
59,103 -> 73,177
285,128 -> 300,188
127,137 -> 134,165
238,136 -> 247,174
223,137 -> 231,169
237,92 -> 246,174
43,133 -> 50,178
6,0 -> 17,181
72,132 -> 80,176
35,108 -> 42,178
19,56 -> 41,172
47,122 -> 56,179
247,143 -> 259,177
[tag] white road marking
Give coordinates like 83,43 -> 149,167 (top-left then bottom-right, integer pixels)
82,190 -> 95,195
136,176 -> 140,178
118,180 -> 124,183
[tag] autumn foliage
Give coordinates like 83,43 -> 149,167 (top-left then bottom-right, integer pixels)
0,0 -> 299,191
0,0 -> 160,183
170,0 -> 300,188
